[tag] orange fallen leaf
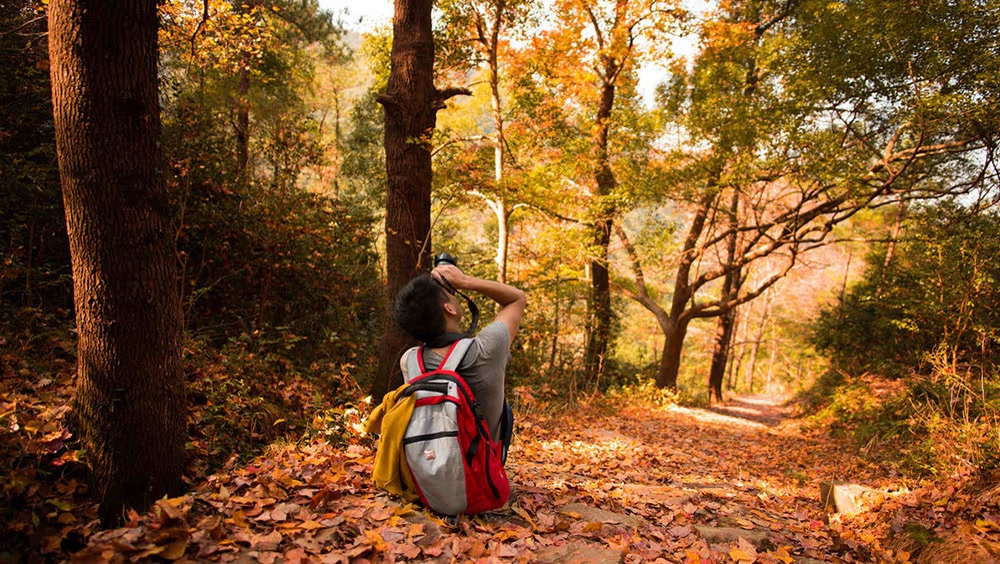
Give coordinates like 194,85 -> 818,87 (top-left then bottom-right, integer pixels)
299,519 -> 323,530
771,546 -> 795,564
513,505 -> 538,530
230,509 -> 250,528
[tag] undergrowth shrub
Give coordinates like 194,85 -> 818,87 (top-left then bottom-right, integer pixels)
801,371 -> 1000,477
185,334 -> 372,477
175,182 -> 383,376
598,380 -> 683,413
808,202 -> 1000,476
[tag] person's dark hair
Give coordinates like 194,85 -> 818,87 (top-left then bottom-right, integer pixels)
393,273 -> 449,343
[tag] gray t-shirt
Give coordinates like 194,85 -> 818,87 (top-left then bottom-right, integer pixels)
401,320 -> 511,439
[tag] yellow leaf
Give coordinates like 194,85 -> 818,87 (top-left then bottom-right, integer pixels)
231,509 -> 250,528
160,540 -> 188,561
684,549 -> 702,563
729,547 -> 755,563
976,518 -> 1000,532
364,529 -> 387,552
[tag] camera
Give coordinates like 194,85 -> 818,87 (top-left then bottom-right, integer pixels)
433,252 -> 457,267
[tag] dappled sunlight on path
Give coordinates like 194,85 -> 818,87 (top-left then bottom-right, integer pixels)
699,395 -> 794,428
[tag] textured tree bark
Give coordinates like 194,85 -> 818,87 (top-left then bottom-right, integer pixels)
372,0 -> 460,403
48,0 -> 186,524
657,319 -> 689,390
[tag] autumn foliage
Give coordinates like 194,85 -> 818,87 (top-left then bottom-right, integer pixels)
4,0 -> 1000,560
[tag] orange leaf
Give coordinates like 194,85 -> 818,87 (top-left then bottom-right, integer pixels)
771,546 -> 795,564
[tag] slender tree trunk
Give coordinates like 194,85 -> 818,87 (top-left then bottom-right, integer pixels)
746,289 -> 772,392
708,191 -> 742,403
725,307 -> 743,390
49,0 -> 185,524
876,198 -> 906,297
766,316 -> 777,392
234,0 -> 258,179
475,194 -> 509,284
728,301 -> 751,391
585,75 -> 617,385
548,275 -> 561,373
488,47 -> 510,284
708,309 -> 735,403
236,62 -> 250,177
587,214 -> 613,384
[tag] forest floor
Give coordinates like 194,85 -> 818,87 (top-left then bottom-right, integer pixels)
58,392 -> 1000,563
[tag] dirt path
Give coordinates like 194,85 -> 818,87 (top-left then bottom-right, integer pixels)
78,396 -> 894,563
701,394 -> 794,427
507,395 -> 885,562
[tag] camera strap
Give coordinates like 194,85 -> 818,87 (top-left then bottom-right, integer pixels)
428,276 -> 480,348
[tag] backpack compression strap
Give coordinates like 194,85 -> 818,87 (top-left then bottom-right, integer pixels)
405,338 -> 474,381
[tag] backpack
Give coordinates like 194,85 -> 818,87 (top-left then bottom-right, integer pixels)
398,338 -> 510,515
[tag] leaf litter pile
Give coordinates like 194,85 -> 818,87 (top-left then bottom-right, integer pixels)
12,392 -> 1000,563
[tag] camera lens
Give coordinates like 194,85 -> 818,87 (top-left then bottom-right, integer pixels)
434,253 -> 457,267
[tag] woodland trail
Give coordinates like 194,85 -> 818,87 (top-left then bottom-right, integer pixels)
75,393 -> 931,563
701,395 -> 793,428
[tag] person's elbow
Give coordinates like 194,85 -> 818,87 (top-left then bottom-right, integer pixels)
514,288 -> 527,306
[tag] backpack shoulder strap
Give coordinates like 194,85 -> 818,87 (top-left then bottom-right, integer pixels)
404,338 -> 474,382
440,338 -> 474,372
402,346 -> 421,384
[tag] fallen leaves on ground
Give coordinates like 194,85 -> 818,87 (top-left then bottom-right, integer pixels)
9,391 -> 1000,562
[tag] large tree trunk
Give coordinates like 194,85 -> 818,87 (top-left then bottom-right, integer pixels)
654,184 -> 719,389
49,0 -> 186,525
372,0 -> 467,403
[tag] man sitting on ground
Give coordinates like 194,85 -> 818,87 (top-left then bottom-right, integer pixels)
392,262 -> 527,462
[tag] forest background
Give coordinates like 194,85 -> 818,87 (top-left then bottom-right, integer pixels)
1,0 -> 999,559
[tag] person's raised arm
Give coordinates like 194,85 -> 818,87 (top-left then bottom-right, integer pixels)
431,264 -> 527,344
